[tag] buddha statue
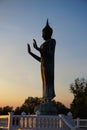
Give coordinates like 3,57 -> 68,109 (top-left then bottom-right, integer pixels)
27,20 -> 56,101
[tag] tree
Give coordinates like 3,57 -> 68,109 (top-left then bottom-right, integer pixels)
2,106 -> 13,115
0,107 -> 3,115
70,78 -> 87,118
52,100 -> 69,114
15,97 -> 69,115
20,97 -> 42,114
14,107 -> 21,115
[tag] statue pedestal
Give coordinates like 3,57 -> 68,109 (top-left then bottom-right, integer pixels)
35,101 -> 57,115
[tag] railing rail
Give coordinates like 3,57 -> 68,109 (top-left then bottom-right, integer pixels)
0,115 -> 9,129
74,118 -> 87,128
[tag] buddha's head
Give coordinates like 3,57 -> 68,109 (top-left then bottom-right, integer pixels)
42,19 -> 53,41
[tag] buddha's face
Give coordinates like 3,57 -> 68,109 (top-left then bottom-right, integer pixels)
42,31 -> 51,41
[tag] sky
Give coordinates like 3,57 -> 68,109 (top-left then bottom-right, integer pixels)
0,0 -> 87,108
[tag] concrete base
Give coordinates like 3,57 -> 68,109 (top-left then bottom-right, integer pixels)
35,101 -> 57,115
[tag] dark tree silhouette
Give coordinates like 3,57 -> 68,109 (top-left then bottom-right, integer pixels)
20,97 -> 42,114
0,97 -> 69,115
2,106 -> 13,115
70,78 -> 87,118
14,97 -> 69,115
0,107 -> 3,115
52,100 -> 69,115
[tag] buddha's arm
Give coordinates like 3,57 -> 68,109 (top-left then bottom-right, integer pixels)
27,44 -> 41,62
30,52 -> 41,62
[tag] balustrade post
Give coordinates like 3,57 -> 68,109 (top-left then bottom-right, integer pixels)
8,112 -> 13,130
76,118 -> 80,128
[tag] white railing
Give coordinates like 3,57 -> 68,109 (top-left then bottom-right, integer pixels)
18,115 -> 59,130
3,112 -> 87,130
74,118 -> 87,128
0,112 -> 60,130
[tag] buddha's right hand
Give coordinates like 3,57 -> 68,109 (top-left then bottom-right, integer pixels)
33,39 -> 38,49
27,44 -> 31,54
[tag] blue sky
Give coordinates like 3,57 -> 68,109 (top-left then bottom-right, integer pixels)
0,0 -> 87,108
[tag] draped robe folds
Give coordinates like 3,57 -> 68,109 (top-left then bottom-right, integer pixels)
40,39 -> 56,100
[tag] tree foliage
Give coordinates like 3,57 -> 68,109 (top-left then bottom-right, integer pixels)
0,106 -> 13,115
70,78 -> 87,118
0,97 -> 69,115
14,97 -> 69,115
52,100 -> 69,115
20,97 -> 42,114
